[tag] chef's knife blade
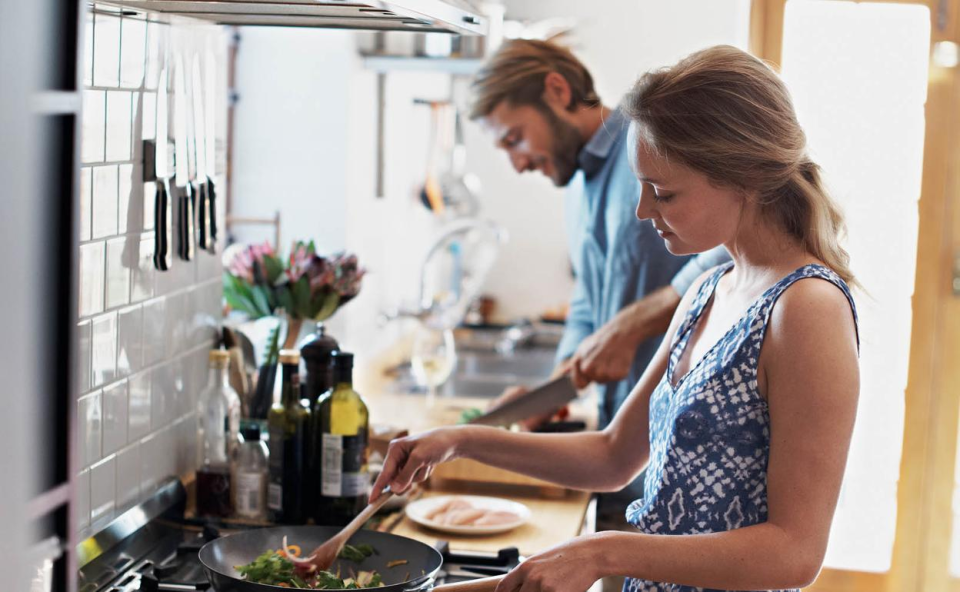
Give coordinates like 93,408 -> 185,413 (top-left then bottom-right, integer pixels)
191,54 -> 207,183
152,67 -> 172,272
204,50 -> 218,251
468,375 -> 578,427
174,55 -> 189,190
191,55 -> 207,181
191,54 -> 213,253
174,54 -> 194,262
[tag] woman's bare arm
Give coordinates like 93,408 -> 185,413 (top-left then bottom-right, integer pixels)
372,271 -> 712,499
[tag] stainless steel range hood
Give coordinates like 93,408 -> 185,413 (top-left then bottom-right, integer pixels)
97,0 -> 487,34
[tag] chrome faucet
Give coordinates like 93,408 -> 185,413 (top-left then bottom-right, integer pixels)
380,218 -> 508,330
495,319 -> 536,354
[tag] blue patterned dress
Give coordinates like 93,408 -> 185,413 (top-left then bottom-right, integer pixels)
624,263 -> 858,592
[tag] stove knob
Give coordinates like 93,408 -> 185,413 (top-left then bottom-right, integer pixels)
138,574 -> 159,592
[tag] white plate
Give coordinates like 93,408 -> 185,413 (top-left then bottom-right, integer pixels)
405,495 -> 531,535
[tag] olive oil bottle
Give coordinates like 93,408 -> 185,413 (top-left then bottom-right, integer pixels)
267,349 -> 311,523
313,352 -> 369,525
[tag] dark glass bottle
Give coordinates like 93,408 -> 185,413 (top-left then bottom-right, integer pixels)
267,349 -> 311,523
300,324 -> 338,518
313,352 -> 369,526
299,323 -> 339,403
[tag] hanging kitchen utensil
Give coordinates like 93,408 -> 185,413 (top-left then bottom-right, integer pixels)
416,101 -> 479,218
192,54 -> 214,253
174,54 -> 195,261
152,66 -> 172,272
418,100 -> 447,215
437,108 -> 481,217
204,50 -> 219,250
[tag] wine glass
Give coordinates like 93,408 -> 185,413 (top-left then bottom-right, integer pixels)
410,324 -> 457,407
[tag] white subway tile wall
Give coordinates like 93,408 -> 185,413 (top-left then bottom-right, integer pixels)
80,168 -> 92,241
77,470 -> 91,532
90,456 -> 117,529
77,9 -> 226,537
115,443 -> 141,513
92,164 -> 119,239
102,381 -> 129,456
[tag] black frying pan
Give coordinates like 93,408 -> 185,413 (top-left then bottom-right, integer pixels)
199,526 -> 501,592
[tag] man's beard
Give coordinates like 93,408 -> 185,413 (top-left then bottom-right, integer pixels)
538,105 -> 584,187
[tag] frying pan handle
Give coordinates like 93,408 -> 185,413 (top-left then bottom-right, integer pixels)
432,575 -> 504,592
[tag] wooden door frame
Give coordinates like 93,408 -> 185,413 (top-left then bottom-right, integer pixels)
750,1 -> 960,591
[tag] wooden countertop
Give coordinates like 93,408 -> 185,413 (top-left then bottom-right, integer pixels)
354,340 -> 598,439
351,342 -> 597,555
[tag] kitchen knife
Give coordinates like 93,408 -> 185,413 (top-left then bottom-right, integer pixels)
191,54 -> 214,253
173,54 -> 195,261
468,375 -> 578,427
152,67 -> 172,272
203,50 -> 218,251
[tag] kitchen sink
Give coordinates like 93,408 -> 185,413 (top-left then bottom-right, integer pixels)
385,324 -> 560,398
454,348 -> 556,378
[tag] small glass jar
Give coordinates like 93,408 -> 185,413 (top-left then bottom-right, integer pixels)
233,421 -> 269,520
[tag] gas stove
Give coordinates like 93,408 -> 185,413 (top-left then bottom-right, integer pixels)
78,480 -> 522,592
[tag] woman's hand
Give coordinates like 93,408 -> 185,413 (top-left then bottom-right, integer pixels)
495,535 -> 606,592
369,428 -> 463,502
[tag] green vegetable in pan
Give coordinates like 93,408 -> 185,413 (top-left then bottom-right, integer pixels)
236,543 -> 385,590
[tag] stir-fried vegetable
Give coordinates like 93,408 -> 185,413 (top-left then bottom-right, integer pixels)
235,543 -> 386,590
458,408 -> 483,424
338,543 -> 376,563
236,550 -> 310,588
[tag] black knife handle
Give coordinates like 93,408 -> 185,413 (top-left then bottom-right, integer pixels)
196,181 -> 210,252
153,180 -> 171,271
186,184 -> 196,260
207,176 -> 218,250
177,184 -> 195,261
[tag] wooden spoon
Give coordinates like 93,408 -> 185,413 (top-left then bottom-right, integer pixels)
309,488 -> 394,571
433,575 -> 505,592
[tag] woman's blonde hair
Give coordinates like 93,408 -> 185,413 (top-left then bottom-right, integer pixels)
624,45 -> 856,286
469,39 -> 600,120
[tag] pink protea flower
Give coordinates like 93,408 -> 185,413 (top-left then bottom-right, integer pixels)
227,241 -> 275,285
286,241 -> 314,283
331,252 -> 365,298
305,255 -> 335,297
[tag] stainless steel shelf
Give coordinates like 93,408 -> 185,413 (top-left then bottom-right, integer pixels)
94,0 -> 487,34
362,54 -> 483,75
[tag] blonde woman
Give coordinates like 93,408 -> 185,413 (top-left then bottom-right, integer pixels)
372,45 -> 860,592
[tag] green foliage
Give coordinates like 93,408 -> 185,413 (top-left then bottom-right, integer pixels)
235,550 -> 298,587
263,321 -> 281,366
236,549 -> 385,589
338,543 -> 376,563
262,254 -> 285,284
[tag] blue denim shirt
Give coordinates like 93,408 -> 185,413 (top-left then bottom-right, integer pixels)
558,108 -> 693,428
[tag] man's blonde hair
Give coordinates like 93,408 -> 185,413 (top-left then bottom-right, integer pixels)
468,39 -> 600,120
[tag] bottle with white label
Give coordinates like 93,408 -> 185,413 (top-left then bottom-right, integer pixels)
233,421 -> 269,520
313,351 -> 369,526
